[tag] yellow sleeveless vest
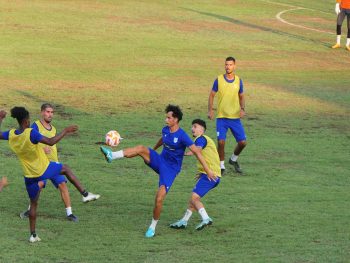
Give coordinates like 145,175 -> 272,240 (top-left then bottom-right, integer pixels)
216,74 -> 241,119
9,128 -> 50,178
195,135 -> 221,177
34,120 -> 58,162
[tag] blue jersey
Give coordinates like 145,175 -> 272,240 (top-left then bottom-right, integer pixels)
160,126 -> 194,173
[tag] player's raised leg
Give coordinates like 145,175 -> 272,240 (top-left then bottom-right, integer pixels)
61,164 -> 100,203
100,145 -> 151,163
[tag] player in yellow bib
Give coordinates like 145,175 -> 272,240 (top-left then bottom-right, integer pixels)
170,119 -> 221,230
19,104 -> 100,221
0,107 -> 99,242
208,56 -> 247,174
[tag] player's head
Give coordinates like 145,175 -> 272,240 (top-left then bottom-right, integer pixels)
191,119 -> 206,137
165,104 -> 183,126
225,56 -> 236,74
11,106 -> 30,128
40,103 -> 54,123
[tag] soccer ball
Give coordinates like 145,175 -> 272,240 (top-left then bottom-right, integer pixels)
105,130 -> 121,147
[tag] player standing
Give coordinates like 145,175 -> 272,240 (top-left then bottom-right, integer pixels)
100,105 -> 217,238
208,56 -> 247,174
332,0 -> 350,50
0,107 -> 99,242
170,119 -> 221,230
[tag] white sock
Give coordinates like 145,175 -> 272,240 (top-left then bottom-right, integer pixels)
337,35 -> 341,45
181,209 -> 193,222
220,161 -> 225,169
112,150 -> 124,160
149,218 -> 158,230
198,208 -> 209,221
347,38 -> 350,46
230,154 -> 238,162
66,207 -> 72,216
27,204 -> 31,210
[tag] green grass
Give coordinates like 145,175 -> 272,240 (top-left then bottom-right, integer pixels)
0,0 -> 349,262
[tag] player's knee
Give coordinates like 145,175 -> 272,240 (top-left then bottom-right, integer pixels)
218,140 -> 225,147
135,145 -> 147,153
239,140 -> 247,148
61,164 -> 71,174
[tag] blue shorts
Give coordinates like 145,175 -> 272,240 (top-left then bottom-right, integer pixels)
24,162 -> 66,200
193,173 -> 220,198
146,148 -> 178,193
216,118 -> 246,142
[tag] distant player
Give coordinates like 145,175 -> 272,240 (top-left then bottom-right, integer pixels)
332,0 -> 350,51
100,105 -> 217,238
208,56 -> 247,174
0,107 -> 100,242
170,119 -> 221,230
0,176 -> 8,192
20,103 -> 90,222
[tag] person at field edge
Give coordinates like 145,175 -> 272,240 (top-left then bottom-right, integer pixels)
332,0 -> 350,51
170,119 -> 221,231
100,104 -> 217,238
0,107 -> 100,242
20,103 -> 97,222
0,176 -> 8,192
208,56 -> 247,174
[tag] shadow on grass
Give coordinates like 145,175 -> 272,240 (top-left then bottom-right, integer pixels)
15,90 -> 90,120
182,8 -> 330,47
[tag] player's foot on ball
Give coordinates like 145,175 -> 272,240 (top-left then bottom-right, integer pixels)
20,210 -> 30,219
169,219 -> 187,229
229,159 -> 243,174
195,218 -> 213,231
332,43 -> 341,49
145,227 -> 155,238
29,234 -> 41,243
67,214 -> 79,222
82,192 -> 100,203
346,45 -> 350,51
100,146 -> 113,163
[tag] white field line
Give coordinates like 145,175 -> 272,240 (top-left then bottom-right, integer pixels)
276,7 -> 334,35
260,0 -> 334,34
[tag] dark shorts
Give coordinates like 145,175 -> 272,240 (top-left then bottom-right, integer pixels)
146,148 -> 178,193
216,118 -> 246,142
24,162 -> 66,200
192,173 -> 220,198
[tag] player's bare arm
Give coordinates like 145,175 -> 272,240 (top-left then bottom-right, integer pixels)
40,125 -> 78,146
208,90 -> 216,120
239,93 -> 245,118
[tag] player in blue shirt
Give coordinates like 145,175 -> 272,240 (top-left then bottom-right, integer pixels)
100,104 -> 217,238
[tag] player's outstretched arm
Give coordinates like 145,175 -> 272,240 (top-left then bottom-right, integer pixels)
40,125 -> 78,146
153,137 -> 163,151
189,144 -> 217,181
0,176 -> 8,192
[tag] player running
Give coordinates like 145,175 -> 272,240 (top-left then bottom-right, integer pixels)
0,107 -> 100,242
170,119 -> 221,231
332,0 -> 350,50
208,56 -> 247,174
20,103 -> 89,222
100,105 -> 217,238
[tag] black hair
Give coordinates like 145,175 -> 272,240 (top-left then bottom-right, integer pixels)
41,103 -> 54,111
225,56 -> 236,63
11,107 -> 29,124
165,104 -> 183,122
192,119 -> 206,130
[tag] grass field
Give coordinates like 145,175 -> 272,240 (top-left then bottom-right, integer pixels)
0,0 -> 349,262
